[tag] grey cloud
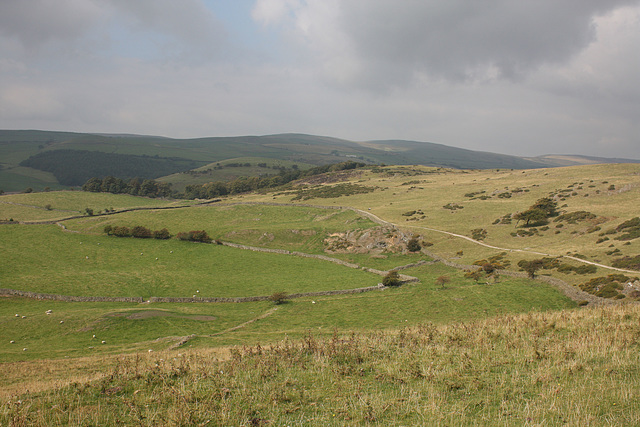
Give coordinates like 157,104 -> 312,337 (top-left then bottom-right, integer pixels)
0,0 -> 103,49
107,0 -> 228,59
302,0 -> 639,87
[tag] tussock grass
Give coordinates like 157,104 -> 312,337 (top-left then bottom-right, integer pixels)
2,304 -> 638,425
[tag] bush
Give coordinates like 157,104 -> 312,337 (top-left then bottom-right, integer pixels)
407,238 -> 421,252
112,226 -> 132,237
131,226 -> 152,238
382,271 -> 402,287
471,228 -> 487,241
435,275 -> 451,288
269,292 -> 288,305
153,228 -> 171,240
177,230 -> 212,243
103,225 -> 113,235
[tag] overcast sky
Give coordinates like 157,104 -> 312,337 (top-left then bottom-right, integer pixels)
1,0 -> 639,158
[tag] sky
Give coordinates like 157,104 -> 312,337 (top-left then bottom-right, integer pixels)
0,0 -> 639,159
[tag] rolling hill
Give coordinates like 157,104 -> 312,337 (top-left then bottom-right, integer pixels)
1,130 -> 638,192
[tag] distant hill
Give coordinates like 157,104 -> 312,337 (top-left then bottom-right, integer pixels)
1,130 -> 638,192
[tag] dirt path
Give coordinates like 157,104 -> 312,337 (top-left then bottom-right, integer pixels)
209,306 -> 280,337
349,208 -> 638,275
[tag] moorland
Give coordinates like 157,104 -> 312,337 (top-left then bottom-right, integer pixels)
1,132 -> 639,425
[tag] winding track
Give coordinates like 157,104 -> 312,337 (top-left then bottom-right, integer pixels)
349,207 -> 639,275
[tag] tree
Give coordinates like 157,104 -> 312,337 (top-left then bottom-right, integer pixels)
383,271 -> 402,287
514,208 -> 548,227
531,197 -> 558,218
269,292 -> 289,305
435,275 -> 451,289
518,259 -> 545,278
407,237 -> 421,252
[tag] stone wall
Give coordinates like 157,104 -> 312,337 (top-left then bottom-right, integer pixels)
0,288 -> 144,303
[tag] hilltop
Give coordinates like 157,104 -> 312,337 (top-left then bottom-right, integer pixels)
2,130 -> 638,192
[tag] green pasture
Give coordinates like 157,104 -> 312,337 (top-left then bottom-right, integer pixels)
0,191 -> 184,222
0,225 -> 380,298
0,256 -> 576,362
201,262 -> 576,347
0,297 -> 271,362
64,203 -> 376,253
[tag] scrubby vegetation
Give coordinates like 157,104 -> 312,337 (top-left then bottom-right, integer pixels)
291,183 -> 376,201
579,274 -> 638,299
104,225 -> 171,240
183,161 -> 367,199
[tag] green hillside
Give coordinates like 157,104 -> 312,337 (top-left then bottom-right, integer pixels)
5,129 -> 637,193
1,160 -> 639,423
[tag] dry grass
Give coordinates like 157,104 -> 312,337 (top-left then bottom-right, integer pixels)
2,304 -> 638,425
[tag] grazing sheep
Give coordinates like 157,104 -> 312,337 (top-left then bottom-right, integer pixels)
102,340 -> 106,344
9,340 -> 15,344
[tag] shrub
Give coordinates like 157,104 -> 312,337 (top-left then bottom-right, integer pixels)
382,271 -> 402,287
574,264 -> 597,275
612,255 -> 640,271
153,228 -> 171,240
103,225 -> 113,235
407,238 -> 421,252
177,230 -> 212,243
464,270 -> 483,283
471,228 -> 487,241
112,226 -> 132,237
435,275 -> 451,288
131,226 -> 152,239
269,292 -> 288,305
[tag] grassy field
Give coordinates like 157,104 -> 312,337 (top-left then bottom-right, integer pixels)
242,163 -> 640,284
1,303 -> 636,425
63,203 -> 375,254
0,191 -> 187,222
1,163 -> 638,423
0,225 -> 379,298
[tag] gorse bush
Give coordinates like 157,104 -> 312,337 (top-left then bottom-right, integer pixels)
177,230 -> 212,243
382,271 -> 402,287
104,225 -> 171,240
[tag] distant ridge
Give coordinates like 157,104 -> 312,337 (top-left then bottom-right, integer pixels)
0,129 -> 638,192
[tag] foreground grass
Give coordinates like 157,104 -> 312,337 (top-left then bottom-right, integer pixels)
2,304 -> 638,425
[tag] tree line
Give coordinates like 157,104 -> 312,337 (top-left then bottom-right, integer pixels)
82,161 -> 368,199
182,161 -> 366,199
